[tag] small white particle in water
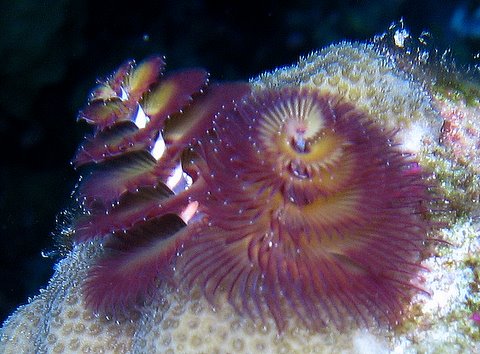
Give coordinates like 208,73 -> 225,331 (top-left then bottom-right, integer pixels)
120,87 -> 128,101
134,105 -> 149,129
166,163 -> 184,190
183,172 -> 193,187
399,121 -> 427,153
352,329 -> 389,354
151,134 -> 166,160
394,29 -> 409,48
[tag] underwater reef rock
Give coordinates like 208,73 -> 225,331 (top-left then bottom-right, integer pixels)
1,28 -> 480,353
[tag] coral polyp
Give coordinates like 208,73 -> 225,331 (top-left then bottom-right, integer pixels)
179,87 -> 433,330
